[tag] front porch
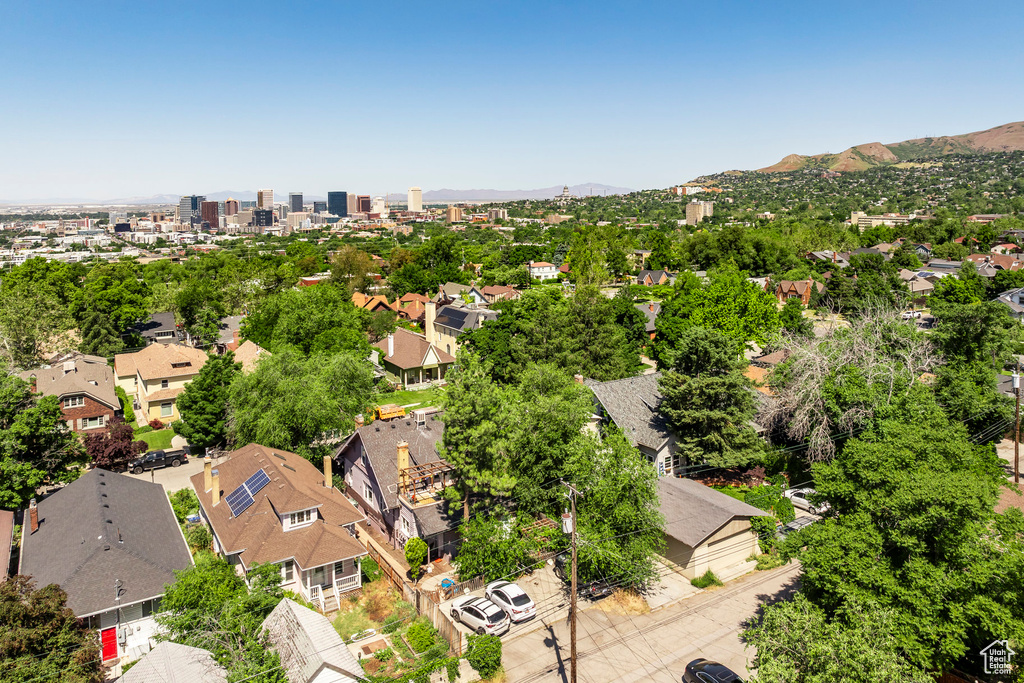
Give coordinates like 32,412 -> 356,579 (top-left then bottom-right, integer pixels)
292,557 -> 364,613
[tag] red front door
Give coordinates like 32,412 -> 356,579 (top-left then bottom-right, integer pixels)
100,627 -> 118,661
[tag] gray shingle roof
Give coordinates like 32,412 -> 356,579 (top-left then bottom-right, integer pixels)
658,477 -> 766,547
635,302 -> 660,333
133,312 -> 178,343
411,500 -> 461,537
19,469 -> 192,617
119,642 -> 226,683
336,417 -> 445,511
20,353 -> 119,410
262,598 -> 365,683
586,373 -> 671,452
433,305 -> 498,335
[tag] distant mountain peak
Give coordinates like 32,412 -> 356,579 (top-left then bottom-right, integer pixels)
757,121 -> 1024,173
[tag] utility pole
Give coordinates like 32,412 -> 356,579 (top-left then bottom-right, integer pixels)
1015,363 -> 1020,484
561,481 -> 579,683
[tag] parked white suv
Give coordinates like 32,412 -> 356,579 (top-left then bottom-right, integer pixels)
450,596 -> 511,635
485,580 -> 537,622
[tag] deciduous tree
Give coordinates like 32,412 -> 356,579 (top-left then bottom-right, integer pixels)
174,352 -> 241,452
84,416 -> 146,471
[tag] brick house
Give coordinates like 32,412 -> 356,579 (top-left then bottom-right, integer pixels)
774,278 -> 824,305
21,353 -> 120,433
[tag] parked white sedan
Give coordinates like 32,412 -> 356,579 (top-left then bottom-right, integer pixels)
485,580 -> 537,622
450,596 -> 511,636
784,487 -> 830,515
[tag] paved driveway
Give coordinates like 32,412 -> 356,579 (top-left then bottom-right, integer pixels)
503,562 -> 801,683
124,452 -> 228,493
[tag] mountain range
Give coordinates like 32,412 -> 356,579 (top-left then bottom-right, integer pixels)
0,183 -> 632,207
757,120 -> 1024,173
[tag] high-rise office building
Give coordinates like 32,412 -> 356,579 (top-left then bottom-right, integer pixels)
347,194 -> 358,215
357,195 -> 371,213
327,191 -> 348,217
257,189 -> 274,210
279,205 -> 288,219
289,193 -> 303,213
253,209 -> 274,228
241,200 -> 257,210
408,187 -> 423,213
313,201 -> 327,214
371,196 -> 387,216
200,201 -> 219,230
177,195 -> 205,225
224,198 -> 239,216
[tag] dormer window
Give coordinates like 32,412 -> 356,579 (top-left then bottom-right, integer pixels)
288,509 -> 313,528
170,361 -> 191,368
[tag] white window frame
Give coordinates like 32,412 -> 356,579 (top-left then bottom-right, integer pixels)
64,396 -> 85,408
82,415 -> 105,429
160,379 -> 169,389
363,483 -> 375,505
402,517 -> 411,534
288,509 -> 313,527
160,402 -> 173,417
281,560 -> 294,582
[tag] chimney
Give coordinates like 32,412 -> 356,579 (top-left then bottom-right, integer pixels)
387,334 -> 394,359
649,303 -> 655,312
573,374 -> 584,384
28,374 -> 36,393
204,457 -> 212,492
354,414 -> 365,429
324,455 -> 333,489
211,469 -> 220,506
424,301 -> 437,346
397,441 -> 410,493
832,251 -> 837,264
29,498 -> 38,534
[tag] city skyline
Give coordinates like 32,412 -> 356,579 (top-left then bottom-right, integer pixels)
2,0 -> 1023,201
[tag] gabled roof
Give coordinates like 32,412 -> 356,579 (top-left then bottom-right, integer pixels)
131,312 -> 178,343
216,315 -> 245,346
657,476 -> 766,547
637,269 -> 673,284
20,353 -> 118,410
234,339 -> 270,374
336,416 -> 445,511
114,343 -> 208,381
586,373 -> 671,452
433,305 -> 498,334
263,599 -> 365,683
19,469 -> 192,617
528,261 -> 555,268
119,642 -> 227,683
374,328 -> 455,370
352,291 -> 397,312
190,444 -> 365,571
409,500 -> 461,537
635,302 -> 660,333
435,282 -> 488,302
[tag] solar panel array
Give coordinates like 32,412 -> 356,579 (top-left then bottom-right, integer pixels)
225,468 -> 272,517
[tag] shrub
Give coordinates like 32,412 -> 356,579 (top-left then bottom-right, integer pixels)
749,516 -> 777,553
691,570 -> 723,589
466,634 -> 502,679
381,613 -> 403,634
148,419 -> 165,430
361,557 -> 383,584
185,525 -> 212,553
372,647 -> 394,662
772,496 -> 796,524
756,552 -> 785,571
116,386 -> 136,425
406,619 -> 437,653
135,424 -> 154,435
404,537 -> 429,580
169,489 -> 199,524
446,657 -> 459,682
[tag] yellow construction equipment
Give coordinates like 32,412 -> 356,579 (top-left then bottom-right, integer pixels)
373,404 -> 406,421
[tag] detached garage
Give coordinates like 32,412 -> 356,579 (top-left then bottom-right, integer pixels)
657,477 -> 765,580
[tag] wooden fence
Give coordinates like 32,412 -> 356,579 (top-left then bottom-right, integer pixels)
436,575 -> 484,602
416,592 -> 465,656
366,542 -> 406,595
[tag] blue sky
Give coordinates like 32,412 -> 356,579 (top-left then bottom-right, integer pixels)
2,0 -> 1022,201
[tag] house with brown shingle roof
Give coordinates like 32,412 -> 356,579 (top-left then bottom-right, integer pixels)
114,344 -> 208,424
373,328 -> 455,389
395,292 -> 430,323
20,352 -> 120,433
190,444 -> 367,612
233,339 -> 270,374
774,278 -> 824,306
481,285 -> 521,304
351,292 -> 398,314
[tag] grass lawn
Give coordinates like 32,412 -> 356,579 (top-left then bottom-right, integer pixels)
136,428 -> 174,450
378,386 -> 445,410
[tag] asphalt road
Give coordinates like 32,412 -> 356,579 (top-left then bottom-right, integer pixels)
502,562 -> 801,683
123,452 -> 228,493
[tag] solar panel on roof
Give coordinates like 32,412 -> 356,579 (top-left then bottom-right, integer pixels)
244,469 -> 271,495
225,488 -> 254,517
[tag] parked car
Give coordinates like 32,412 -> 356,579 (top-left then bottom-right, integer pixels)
485,580 -> 537,622
901,310 -> 923,319
683,658 -> 745,683
449,596 -> 511,636
783,487 -> 829,515
553,553 -> 614,600
129,449 -> 186,474
775,515 -> 816,540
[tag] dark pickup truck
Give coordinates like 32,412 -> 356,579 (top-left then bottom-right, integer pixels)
129,449 -> 187,474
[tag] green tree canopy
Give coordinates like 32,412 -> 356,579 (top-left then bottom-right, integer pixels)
241,284 -> 370,357
174,351 -> 241,452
